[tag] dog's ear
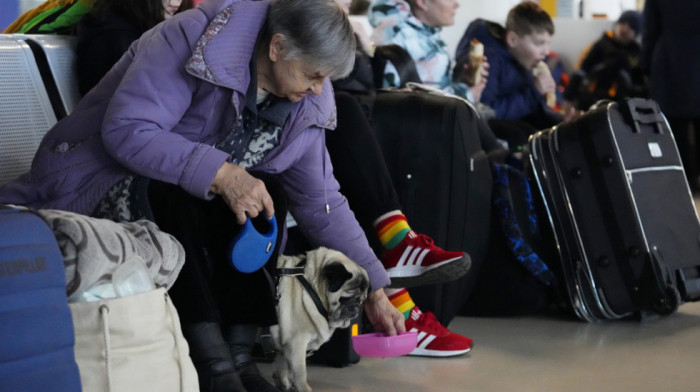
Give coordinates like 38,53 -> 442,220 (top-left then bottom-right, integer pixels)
323,262 -> 352,293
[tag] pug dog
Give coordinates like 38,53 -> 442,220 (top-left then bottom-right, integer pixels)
270,247 -> 369,392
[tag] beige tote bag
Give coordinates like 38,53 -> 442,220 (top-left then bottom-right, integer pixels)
69,288 -> 199,392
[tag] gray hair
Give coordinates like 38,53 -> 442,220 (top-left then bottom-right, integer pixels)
266,0 -> 356,80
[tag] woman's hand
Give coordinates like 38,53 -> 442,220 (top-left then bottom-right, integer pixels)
210,162 -> 275,224
363,289 -> 405,336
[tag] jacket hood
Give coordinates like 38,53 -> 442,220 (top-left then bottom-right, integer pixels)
460,19 -> 509,60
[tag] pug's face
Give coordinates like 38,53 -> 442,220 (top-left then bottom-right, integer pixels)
309,249 -> 370,329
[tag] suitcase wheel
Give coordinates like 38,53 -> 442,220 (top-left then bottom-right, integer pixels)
651,285 -> 681,316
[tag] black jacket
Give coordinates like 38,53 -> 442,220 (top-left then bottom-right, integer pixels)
76,11 -> 145,96
642,0 -> 700,118
564,31 -> 646,109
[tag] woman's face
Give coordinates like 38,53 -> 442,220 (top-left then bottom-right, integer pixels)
420,0 -> 459,28
269,57 -> 327,103
162,0 -> 182,19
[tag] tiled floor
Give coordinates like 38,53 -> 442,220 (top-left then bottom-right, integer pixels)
256,198 -> 700,391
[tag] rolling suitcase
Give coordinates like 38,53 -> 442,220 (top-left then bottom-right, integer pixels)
528,98 -> 700,322
370,90 -> 493,326
0,205 -> 82,391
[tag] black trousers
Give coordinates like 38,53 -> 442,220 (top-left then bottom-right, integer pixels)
668,117 -> 700,191
148,172 -> 288,327
326,92 -> 402,253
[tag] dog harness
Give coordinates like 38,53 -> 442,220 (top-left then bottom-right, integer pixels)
276,259 -> 329,319
257,260 -> 330,358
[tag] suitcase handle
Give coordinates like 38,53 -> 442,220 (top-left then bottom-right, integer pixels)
625,98 -> 665,135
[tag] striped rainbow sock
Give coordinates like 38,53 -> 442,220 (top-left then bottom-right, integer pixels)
388,288 -> 415,320
375,213 -> 411,250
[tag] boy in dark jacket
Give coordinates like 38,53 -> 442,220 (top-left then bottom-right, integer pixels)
456,1 -> 577,132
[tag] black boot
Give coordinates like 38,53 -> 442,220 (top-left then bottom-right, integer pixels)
182,322 -> 247,392
226,324 -> 281,392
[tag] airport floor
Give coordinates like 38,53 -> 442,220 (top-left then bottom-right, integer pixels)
258,302 -> 700,392
256,198 -> 700,392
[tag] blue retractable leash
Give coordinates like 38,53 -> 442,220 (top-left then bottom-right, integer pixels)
229,215 -> 278,273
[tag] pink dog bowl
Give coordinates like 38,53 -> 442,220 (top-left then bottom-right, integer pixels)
352,332 -> 418,358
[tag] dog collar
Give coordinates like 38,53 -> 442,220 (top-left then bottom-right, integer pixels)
277,259 -> 329,320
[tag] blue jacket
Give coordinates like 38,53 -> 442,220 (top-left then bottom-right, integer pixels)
0,0 -> 391,290
457,20 -> 556,125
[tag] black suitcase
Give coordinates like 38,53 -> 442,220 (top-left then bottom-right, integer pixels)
528,98 -> 700,322
370,90 -> 493,326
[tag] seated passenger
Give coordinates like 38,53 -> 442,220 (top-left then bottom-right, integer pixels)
329,91 -> 474,357
456,1 -> 579,132
328,0 -> 474,357
369,0 -> 488,103
76,0 -> 187,95
562,10 -> 647,112
0,0 -> 405,391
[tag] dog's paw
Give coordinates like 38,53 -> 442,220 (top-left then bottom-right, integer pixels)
294,381 -> 312,392
273,371 -> 292,392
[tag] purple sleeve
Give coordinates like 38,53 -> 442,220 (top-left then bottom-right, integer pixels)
100,19 -> 230,200
280,130 -> 391,291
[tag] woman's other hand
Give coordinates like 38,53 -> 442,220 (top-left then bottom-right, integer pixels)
363,289 -> 406,336
210,162 -> 275,224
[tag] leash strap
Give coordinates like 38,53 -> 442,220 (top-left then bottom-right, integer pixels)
277,260 -> 329,319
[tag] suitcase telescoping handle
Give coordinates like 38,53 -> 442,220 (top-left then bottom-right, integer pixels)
625,98 -> 665,135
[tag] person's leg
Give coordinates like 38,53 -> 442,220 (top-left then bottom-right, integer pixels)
330,92 -> 472,357
329,91 -> 470,287
487,119 -> 532,153
148,181 -> 246,392
373,211 -> 470,288
326,92 -> 401,227
223,172 -> 288,392
385,287 -> 472,357
693,118 -> 700,192
149,173 -> 286,392
668,117 -> 697,191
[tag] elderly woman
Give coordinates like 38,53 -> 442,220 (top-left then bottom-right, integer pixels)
0,0 -> 404,391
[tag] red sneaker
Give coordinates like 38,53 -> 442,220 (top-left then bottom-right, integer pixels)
382,231 -> 471,288
405,307 -> 472,357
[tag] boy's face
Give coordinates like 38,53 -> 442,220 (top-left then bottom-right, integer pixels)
614,23 -> 637,44
418,0 -> 459,28
506,30 -> 552,70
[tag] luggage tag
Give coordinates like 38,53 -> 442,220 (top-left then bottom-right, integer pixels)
230,215 -> 277,273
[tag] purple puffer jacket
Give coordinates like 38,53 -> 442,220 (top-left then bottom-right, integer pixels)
0,0 -> 390,290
